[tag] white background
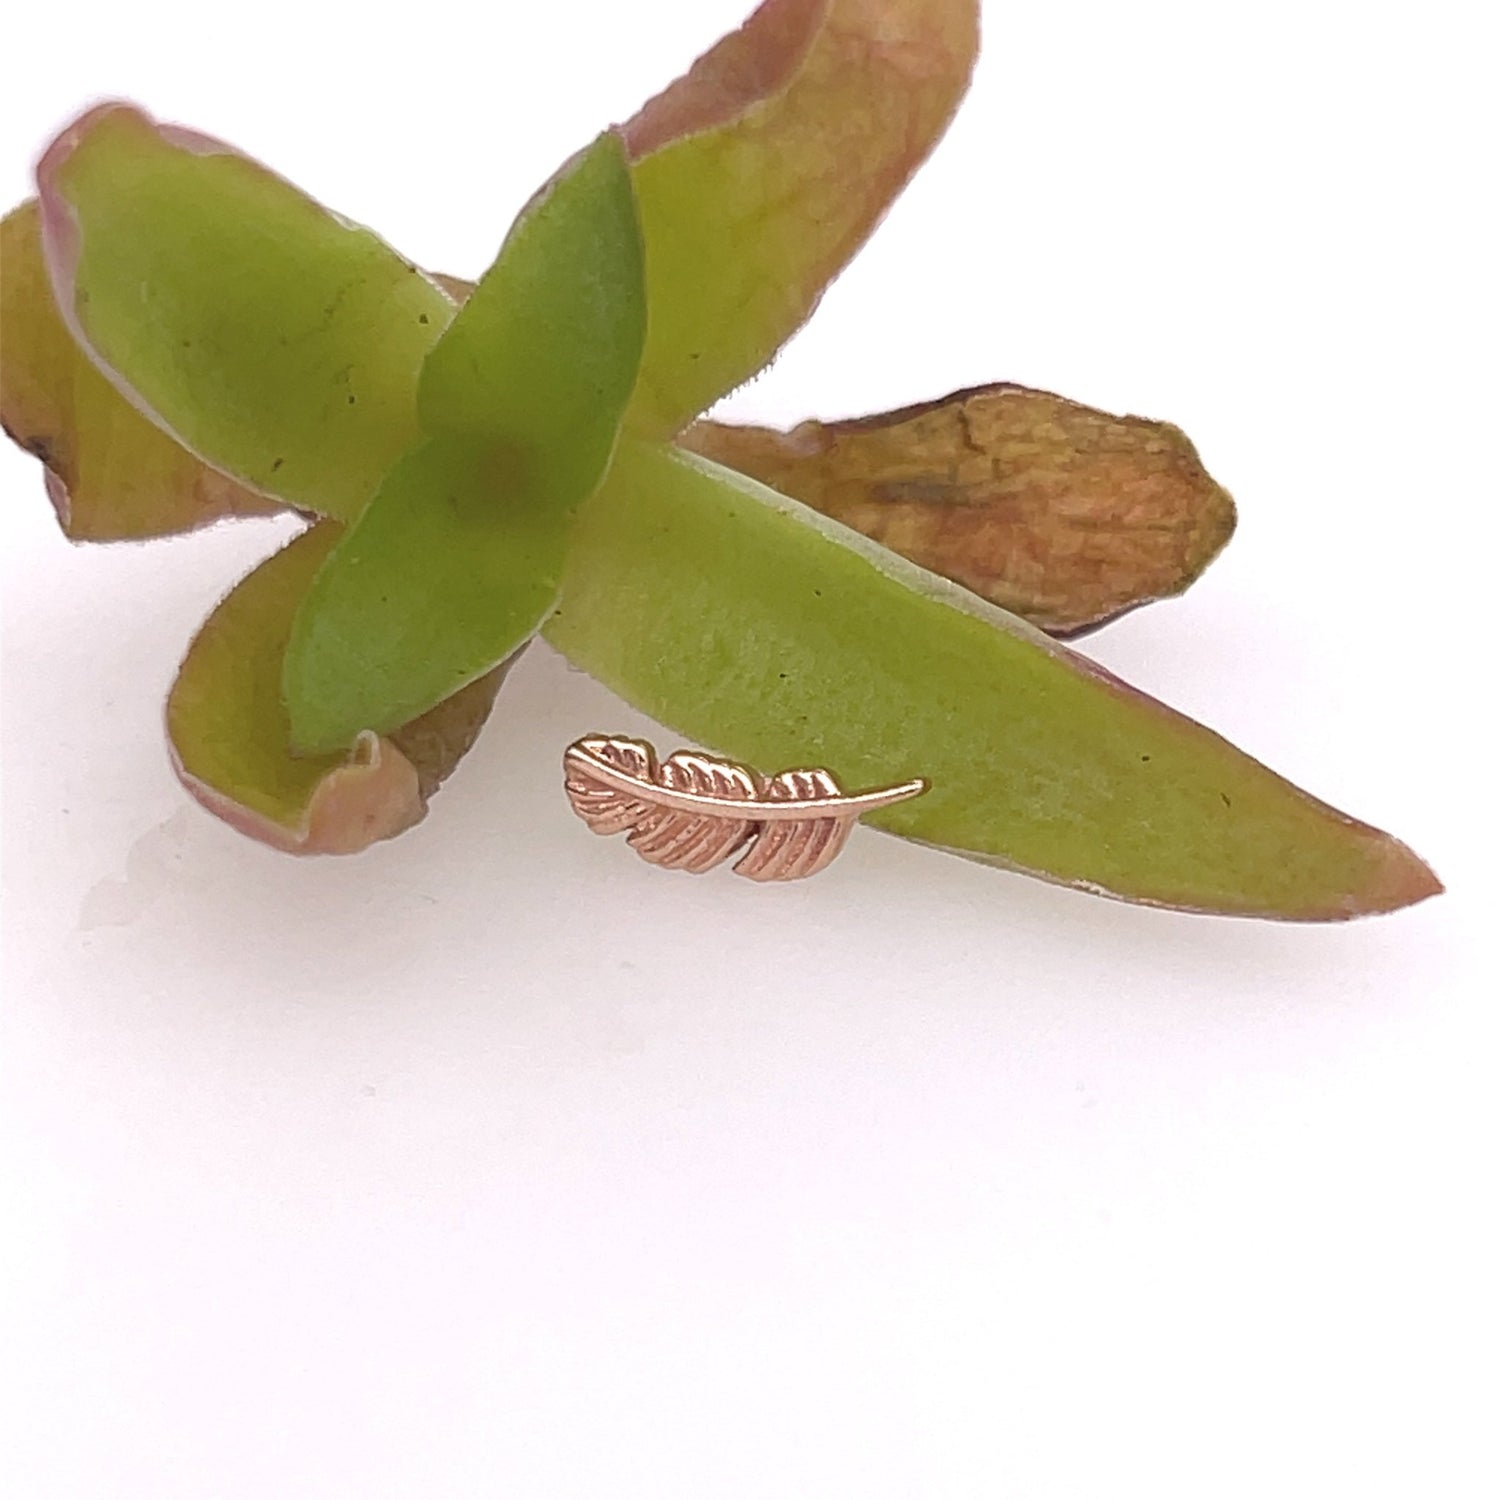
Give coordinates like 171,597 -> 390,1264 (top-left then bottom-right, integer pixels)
2,2 -> 1495,1495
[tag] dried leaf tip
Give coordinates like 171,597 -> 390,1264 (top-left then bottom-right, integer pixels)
682,383 -> 1238,636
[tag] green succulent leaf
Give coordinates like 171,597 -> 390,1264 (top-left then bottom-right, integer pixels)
168,523 -> 509,855
281,439 -> 570,755
0,198 -> 278,540
283,132 -> 645,754
623,0 -> 980,435
418,132 -> 646,495
36,103 -> 456,521
545,439 -> 1440,920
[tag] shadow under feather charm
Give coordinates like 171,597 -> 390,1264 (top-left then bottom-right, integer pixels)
563,735 -> 927,882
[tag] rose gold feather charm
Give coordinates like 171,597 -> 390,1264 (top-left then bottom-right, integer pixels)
563,735 -> 927,882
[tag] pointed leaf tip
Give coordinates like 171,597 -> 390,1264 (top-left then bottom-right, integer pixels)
1342,830 -> 1443,920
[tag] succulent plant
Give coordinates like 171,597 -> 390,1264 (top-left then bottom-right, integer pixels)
0,0 -> 1439,919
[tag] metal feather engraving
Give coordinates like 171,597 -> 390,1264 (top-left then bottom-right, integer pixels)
563,735 -> 927,882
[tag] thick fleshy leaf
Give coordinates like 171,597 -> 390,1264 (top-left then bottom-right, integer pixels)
36,103 -> 456,521
167,523 -> 507,855
284,133 -> 645,754
680,385 -> 1237,635
623,0 -> 980,434
1,198 -> 276,540
418,132 -> 645,494
545,440 -> 1440,920
282,440 -> 572,754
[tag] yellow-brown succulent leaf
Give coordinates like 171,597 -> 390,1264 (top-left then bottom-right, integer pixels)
623,0 -> 980,435
0,198 -> 278,540
680,384 -> 1238,636
167,522 -> 508,855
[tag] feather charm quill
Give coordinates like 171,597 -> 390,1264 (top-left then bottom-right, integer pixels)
563,735 -> 927,882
